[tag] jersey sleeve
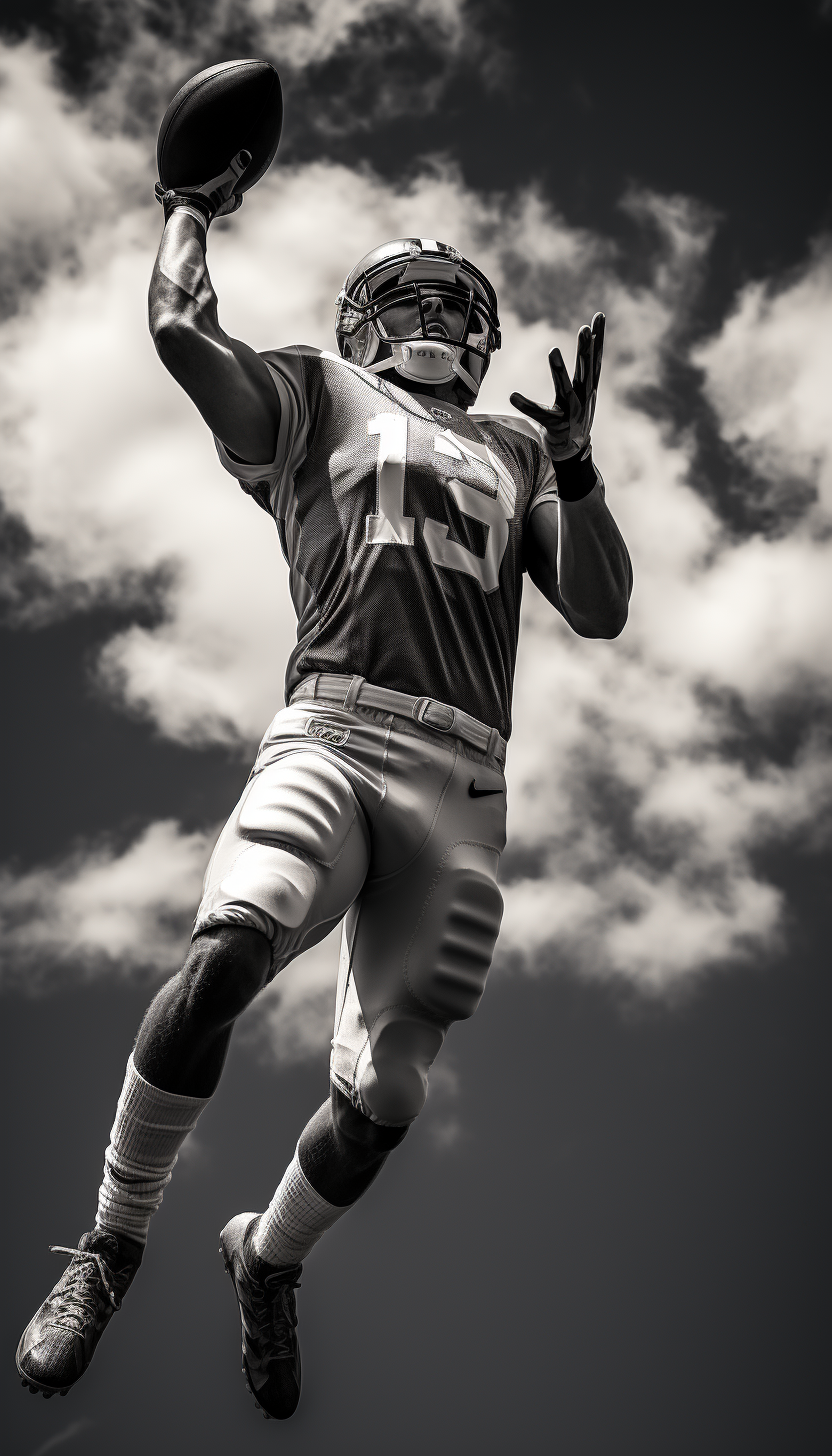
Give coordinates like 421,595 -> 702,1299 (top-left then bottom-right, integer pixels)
474,413 -> 560,514
527,450 -> 559,514
212,346 -> 311,519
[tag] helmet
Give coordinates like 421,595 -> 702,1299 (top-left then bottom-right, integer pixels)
335,237 -> 501,402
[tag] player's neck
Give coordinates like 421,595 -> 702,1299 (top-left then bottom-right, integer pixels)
390,377 -> 471,412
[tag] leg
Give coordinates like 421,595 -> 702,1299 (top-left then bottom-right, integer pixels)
220,1088 -> 410,1422
19,740 -> 372,1402
100,748 -> 371,1248
251,1087 -> 409,1268
134,925 -> 271,1097
250,731 -> 506,1271
300,1085 -> 409,1205
94,925 -> 270,1247
220,722 -> 504,1423
331,735 -> 506,1127
17,930 -> 269,1400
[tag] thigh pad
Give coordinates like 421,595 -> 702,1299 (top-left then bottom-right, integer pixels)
194,749 -> 369,953
238,750 -> 361,865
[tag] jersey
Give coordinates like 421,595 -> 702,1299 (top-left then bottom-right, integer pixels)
214,347 -> 559,739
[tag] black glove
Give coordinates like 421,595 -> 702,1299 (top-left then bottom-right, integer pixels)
510,312 -> 605,461
155,148 -> 252,229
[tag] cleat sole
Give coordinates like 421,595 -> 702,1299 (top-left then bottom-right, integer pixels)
16,1355 -> 74,1399
16,1351 -> 76,1400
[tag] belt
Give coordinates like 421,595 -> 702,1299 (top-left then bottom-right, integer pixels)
290,674 -> 507,766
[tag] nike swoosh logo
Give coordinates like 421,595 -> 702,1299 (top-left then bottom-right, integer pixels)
469,781 -> 503,798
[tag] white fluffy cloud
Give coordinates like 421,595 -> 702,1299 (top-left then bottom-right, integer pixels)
693,241 -> 832,516
0,821 -> 212,987
0,808 -> 343,1059
1,39 -> 831,1014
0,42 -> 147,303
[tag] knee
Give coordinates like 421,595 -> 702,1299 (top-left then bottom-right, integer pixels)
181,925 -> 271,1024
358,1064 -> 427,1126
331,1086 -> 410,1153
356,1015 -> 445,1126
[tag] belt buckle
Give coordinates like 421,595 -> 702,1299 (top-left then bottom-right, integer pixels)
414,697 -> 456,733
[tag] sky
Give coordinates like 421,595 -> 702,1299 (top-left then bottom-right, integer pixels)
1,2 -> 830,1452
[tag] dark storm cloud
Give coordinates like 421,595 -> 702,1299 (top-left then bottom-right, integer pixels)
13,0 -> 498,141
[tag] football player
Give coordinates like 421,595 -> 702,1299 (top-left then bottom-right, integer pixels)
17,161 -> 632,1420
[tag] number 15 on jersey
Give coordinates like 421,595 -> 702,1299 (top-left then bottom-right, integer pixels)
365,413 -> 517,594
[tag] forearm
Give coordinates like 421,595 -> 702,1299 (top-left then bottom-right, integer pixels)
526,453 -> 632,638
556,484 -> 632,638
150,211 -> 219,348
148,212 -> 278,462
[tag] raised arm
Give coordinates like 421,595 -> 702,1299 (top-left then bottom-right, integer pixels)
513,314 -> 632,638
149,207 -> 279,464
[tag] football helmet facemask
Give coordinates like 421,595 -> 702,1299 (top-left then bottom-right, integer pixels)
335,238 -> 500,403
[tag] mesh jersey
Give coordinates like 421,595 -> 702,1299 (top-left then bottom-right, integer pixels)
215,347 -> 560,739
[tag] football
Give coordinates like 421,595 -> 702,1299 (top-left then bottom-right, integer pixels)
157,58 -> 283,195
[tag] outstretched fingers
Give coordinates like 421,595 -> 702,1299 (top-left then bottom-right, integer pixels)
548,346 -> 574,411
570,328 -> 593,407
508,390 -> 554,425
590,311 -> 605,390
511,315 -> 605,433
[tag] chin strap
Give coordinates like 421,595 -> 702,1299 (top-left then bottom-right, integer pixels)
450,353 -> 480,396
364,341 -> 479,397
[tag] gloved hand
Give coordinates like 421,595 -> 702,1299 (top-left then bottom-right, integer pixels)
154,148 -> 252,229
510,311 -> 605,461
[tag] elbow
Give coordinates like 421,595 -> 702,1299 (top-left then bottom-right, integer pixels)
148,310 -> 205,381
564,592 -> 630,640
149,308 -> 188,355
586,560 -> 633,639
595,603 -> 629,639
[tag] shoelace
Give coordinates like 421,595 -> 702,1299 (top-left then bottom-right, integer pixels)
247,1269 -> 300,1360
46,1246 -> 121,1332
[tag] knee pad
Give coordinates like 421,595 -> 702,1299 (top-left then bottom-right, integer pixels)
330,1085 -> 410,1152
404,846 -> 503,1022
357,1012 -> 446,1126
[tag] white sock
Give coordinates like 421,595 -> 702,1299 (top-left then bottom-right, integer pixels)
95,1054 -> 210,1246
253,1148 -> 348,1268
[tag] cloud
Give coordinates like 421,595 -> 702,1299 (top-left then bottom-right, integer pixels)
35,0 -> 485,139
0,805 -> 346,1056
496,223 -> 832,991
693,239 -> 832,518
1,39 -> 832,1009
0,821 -> 212,988
0,41 -> 146,311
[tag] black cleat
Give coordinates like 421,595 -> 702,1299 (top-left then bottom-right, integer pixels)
16,1229 -> 142,1397
219,1213 -> 302,1421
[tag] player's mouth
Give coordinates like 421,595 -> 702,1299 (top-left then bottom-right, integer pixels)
425,322 -> 449,340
